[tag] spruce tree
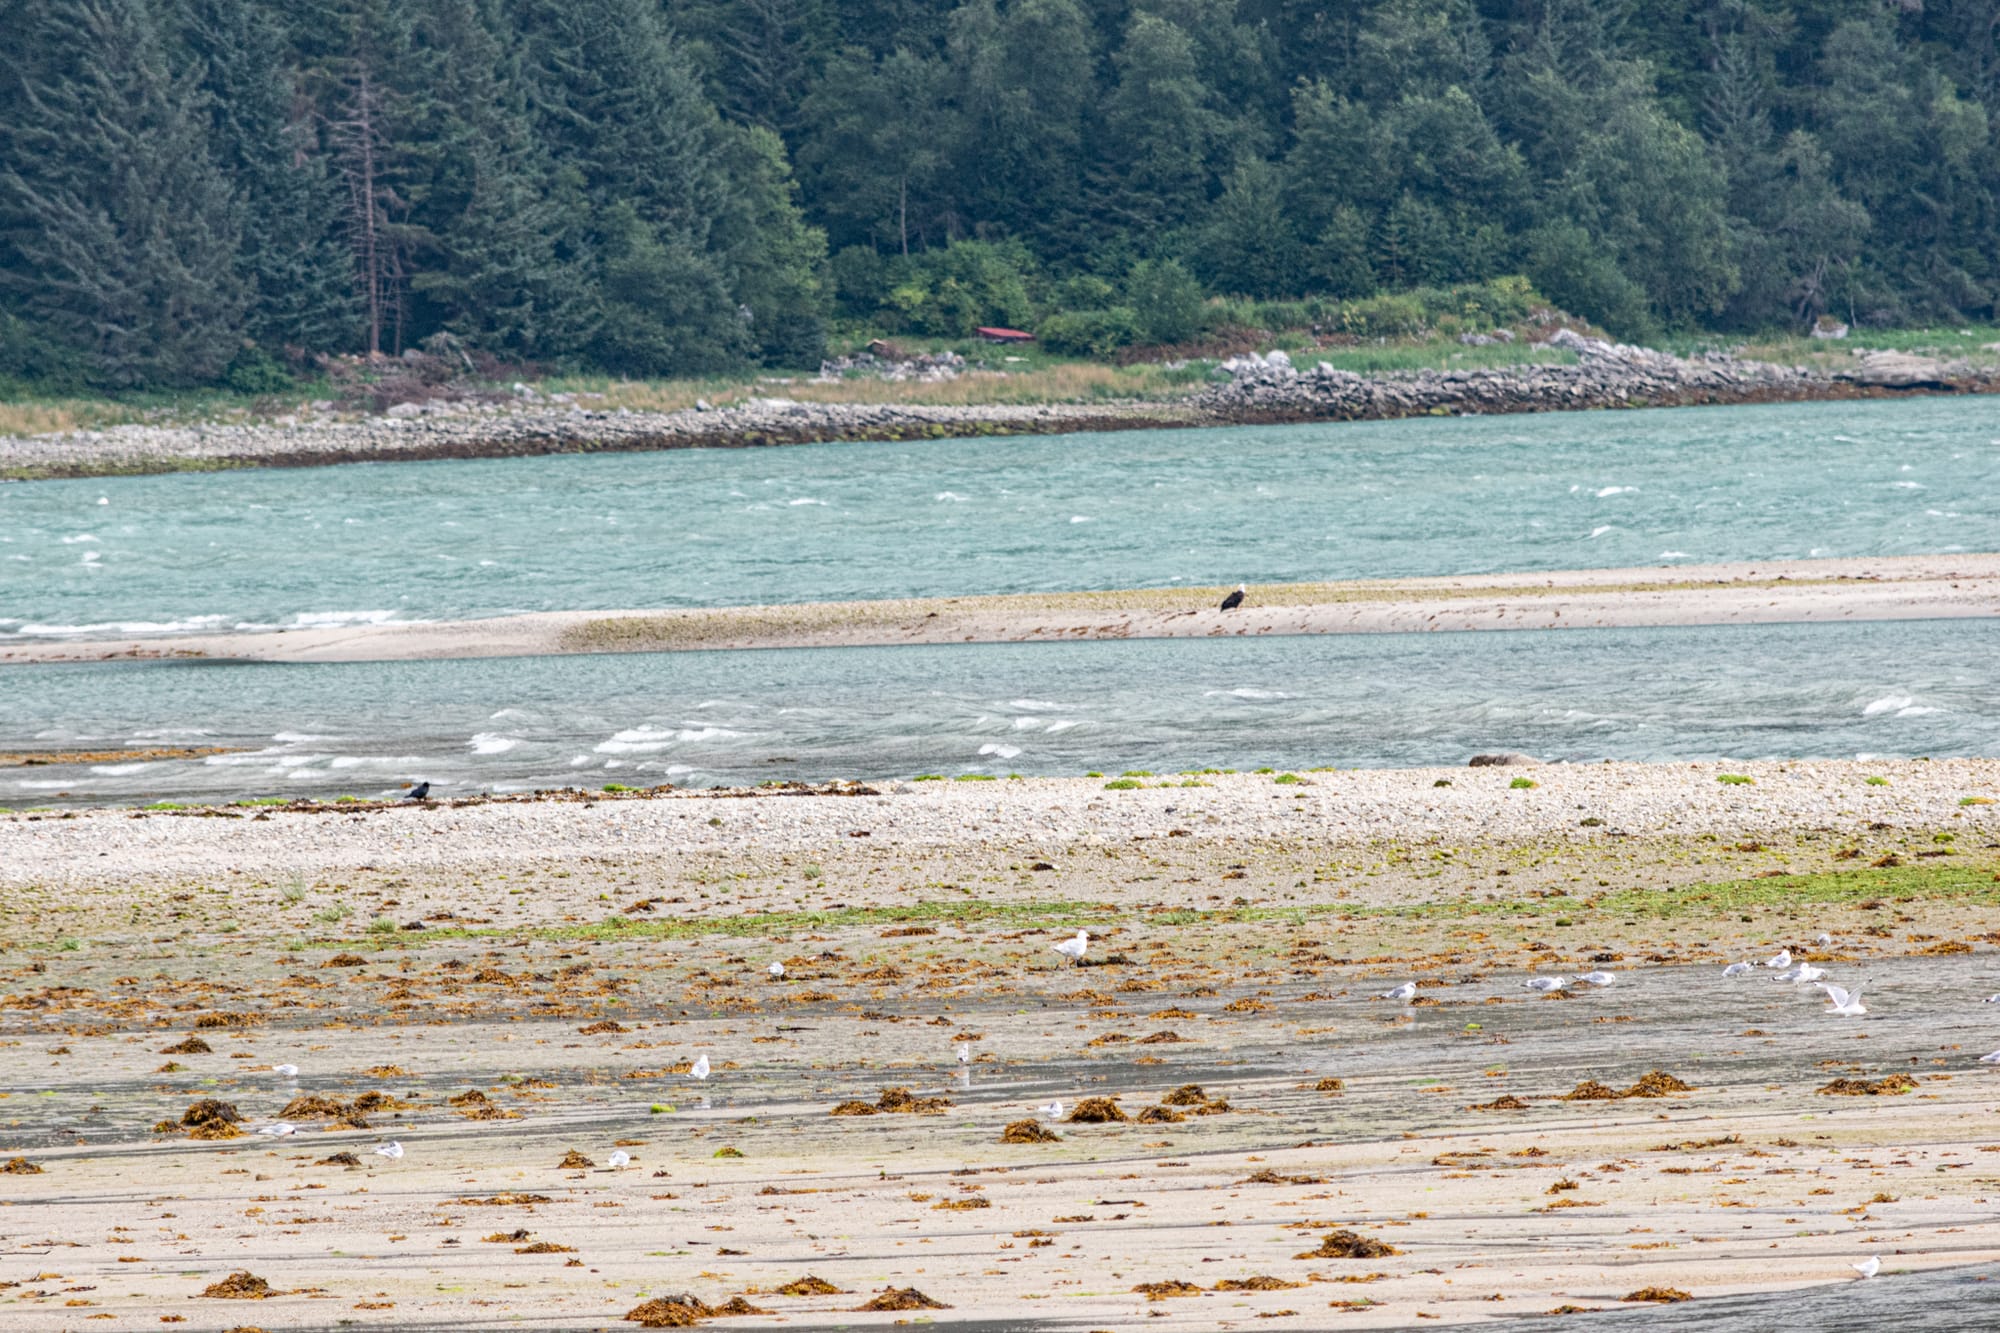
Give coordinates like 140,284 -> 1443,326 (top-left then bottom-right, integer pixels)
0,0 -> 247,385
174,0 -> 358,355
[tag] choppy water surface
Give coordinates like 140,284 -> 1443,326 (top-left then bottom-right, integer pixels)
2,396 -> 1995,638
2,617 -> 1991,805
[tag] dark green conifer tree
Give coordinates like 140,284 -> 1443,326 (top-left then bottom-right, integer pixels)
174,0 -> 358,355
0,0 -> 247,385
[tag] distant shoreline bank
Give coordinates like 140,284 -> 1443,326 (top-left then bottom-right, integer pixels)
3,340 -> 1996,481
6,554 -> 1994,665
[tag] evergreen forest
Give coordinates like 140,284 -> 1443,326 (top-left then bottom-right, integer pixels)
3,0 -> 1999,389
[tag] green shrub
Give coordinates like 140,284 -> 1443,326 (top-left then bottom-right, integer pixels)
1120,770 -> 1154,777
1103,778 -> 1143,790
225,346 -> 293,394
1717,774 -> 1754,785
1509,776 -> 1537,789
1036,307 -> 1141,356
884,240 -> 1037,337
1338,292 -> 1428,337
1863,776 -> 1889,787
1273,772 -> 1303,784
955,773 -> 998,781
1125,258 -> 1207,344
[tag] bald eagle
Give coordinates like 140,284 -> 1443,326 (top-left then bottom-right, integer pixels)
1219,584 -> 1246,611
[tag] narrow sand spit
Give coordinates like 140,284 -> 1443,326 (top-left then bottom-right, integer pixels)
1,759 -> 1996,1328
2,554 -> 1995,665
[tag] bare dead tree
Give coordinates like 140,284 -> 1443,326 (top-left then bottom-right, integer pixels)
327,59 -> 401,358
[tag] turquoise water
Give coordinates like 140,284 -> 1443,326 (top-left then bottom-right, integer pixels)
3,618 -> 1991,805
1,396 -> 1994,639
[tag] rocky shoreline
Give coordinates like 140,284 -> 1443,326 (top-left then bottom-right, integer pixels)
3,331 -> 1995,480
1194,327 -> 2000,419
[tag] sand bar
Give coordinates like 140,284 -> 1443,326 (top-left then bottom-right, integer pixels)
1,760 -> 1998,1328
5,553 -> 1996,666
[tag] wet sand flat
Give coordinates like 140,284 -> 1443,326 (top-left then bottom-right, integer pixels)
2,760 -> 1998,1328
3,553 -> 1996,665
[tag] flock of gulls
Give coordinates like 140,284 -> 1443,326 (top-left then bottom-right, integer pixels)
214,920 -> 1979,1294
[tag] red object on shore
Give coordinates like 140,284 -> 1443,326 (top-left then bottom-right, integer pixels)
975,326 -> 1034,343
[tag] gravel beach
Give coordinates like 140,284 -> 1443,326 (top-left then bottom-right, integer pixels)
4,333 -> 1994,481
1,757 -> 1997,1328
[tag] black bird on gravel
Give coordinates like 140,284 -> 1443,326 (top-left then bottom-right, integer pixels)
1219,584 -> 1246,611
403,781 -> 431,801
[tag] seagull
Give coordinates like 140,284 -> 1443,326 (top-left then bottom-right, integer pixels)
403,782 -> 430,801
272,1064 -> 299,1078
1378,982 -> 1417,1002
373,1140 -> 404,1160
1764,949 -> 1792,969
608,1150 -> 630,1168
767,961 -> 785,980
1219,584 -> 1246,611
1817,982 -> 1866,1016
1722,961 -> 1755,978
957,1044 -> 971,1066
1577,971 -> 1615,987
1979,1050 -> 2000,1065
1524,976 -> 1568,992
1986,995 -> 2000,1004
689,1054 -> 711,1080
1775,963 -> 1826,984
1039,1100 -> 1063,1122
255,1122 -> 296,1138
1052,929 -> 1089,967
1815,933 -> 1834,947
1853,1256 -> 1880,1279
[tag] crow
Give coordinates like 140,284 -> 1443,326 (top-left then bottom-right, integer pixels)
403,781 -> 430,801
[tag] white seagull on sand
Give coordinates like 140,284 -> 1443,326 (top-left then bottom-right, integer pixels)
690,1054 -> 711,1080
1577,971 -> 1616,987
1039,1100 -> 1063,1122
768,961 -> 785,979
1722,961 -> 1755,977
1052,929 -> 1089,967
608,1150 -> 631,1168
1775,963 -> 1826,983
957,1044 -> 971,1066
1524,976 -> 1568,993
1764,949 -> 1792,969
255,1122 -> 296,1138
1817,982 -> 1866,1016
1853,1256 -> 1880,1279
374,1140 -> 404,1160
272,1063 -> 299,1078
1979,1050 -> 2000,1065
1378,982 -> 1417,1002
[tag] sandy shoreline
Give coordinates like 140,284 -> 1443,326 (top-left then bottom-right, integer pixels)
3,760 -> 1996,1329
6,553 -> 1996,666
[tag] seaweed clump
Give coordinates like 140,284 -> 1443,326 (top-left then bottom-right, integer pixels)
1000,1119 -> 1061,1143
854,1286 -> 950,1311
1294,1229 -> 1402,1260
